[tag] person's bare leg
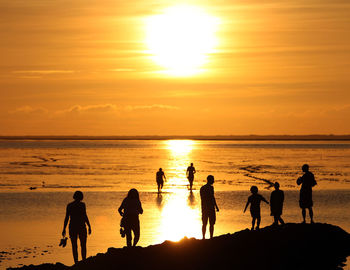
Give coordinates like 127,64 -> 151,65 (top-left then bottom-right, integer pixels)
309,207 -> 314,223
133,226 -> 140,247
70,237 -> 78,264
209,224 -> 214,239
302,208 -> 306,223
251,217 -> 256,230
126,229 -> 132,247
256,217 -> 261,230
80,235 -> 87,260
202,221 -> 207,239
279,216 -> 285,225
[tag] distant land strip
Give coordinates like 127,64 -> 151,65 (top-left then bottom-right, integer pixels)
1,135 -> 350,140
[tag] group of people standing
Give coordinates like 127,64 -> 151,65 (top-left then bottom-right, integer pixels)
61,163 -> 317,264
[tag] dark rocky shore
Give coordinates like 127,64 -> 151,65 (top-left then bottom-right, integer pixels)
9,223 -> 350,270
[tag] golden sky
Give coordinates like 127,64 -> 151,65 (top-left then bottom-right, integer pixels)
1,0 -> 350,135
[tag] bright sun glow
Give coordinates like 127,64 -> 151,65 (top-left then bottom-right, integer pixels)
145,5 -> 219,76
166,140 -> 195,156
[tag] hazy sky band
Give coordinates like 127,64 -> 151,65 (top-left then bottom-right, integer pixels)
1,0 -> 349,135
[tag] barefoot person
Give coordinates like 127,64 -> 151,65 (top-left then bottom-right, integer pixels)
244,186 -> 269,230
62,191 -> 92,264
118,188 -> 143,247
270,182 -> 285,226
186,163 -> 196,191
200,175 -> 219,239
297,164 -> 317,223
156,168 -> 166,193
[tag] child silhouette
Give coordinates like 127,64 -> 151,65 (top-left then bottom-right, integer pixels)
244,186 -> 269,230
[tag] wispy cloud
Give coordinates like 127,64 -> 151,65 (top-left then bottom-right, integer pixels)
56,104 -> 118,114
13,70 -> 75,75
9,106 -> 48,114
125,104 -> 180,111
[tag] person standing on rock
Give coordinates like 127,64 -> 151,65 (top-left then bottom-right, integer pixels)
200,175 -> 219,239
118,188 -> 143,247
62,191 -> 92,264
244,186 -> 269,230
297,164 -> 317,223
270,182 -> 285,226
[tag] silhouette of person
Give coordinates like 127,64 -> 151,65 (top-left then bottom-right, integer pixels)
156,168 -> 166,193
62,191 -> 92,264
297,164 -> 317,223
186,163 -> 196,191
244,186 -> 269,230
118,188 -> 143,247
200,175 -> 219,239
270,182 -> 285,226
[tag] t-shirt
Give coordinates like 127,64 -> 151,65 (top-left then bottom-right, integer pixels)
248,194 -> 266,213
187,166 -> 195,177
200,184 -> 215,211
156,171 -> 164,182
66,201 -> 87,229
297,171 -> 317,201
120,198 -> 143,219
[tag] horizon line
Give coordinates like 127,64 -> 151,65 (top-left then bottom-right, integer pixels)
1,134 -> 350,141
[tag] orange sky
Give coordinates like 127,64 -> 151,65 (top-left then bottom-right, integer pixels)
1,0 -> 350,135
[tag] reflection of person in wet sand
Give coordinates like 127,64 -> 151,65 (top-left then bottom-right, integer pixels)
244,186 -> 269,230
186,163 -> 196,191
297,164 -> 317,223
200,175 -> 219,239
270,182 -> 285,226
156,168 -> 166,193
118,189 -> 143,247
62,191 -> 92,264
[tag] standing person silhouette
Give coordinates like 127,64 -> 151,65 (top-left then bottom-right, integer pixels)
118,189 -> 143,247
200,175 -> 219,239
270,182 -> 285,226
156,168 -> 166,193
244,186 -> 269,230
297,164 -> 317,223
62,191 -> 92,264
186,163 -> 196,191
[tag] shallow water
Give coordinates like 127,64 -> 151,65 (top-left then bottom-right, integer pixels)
0,140 -> 350,268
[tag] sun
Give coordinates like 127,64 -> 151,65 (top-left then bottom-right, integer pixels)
145,5 -> 219,76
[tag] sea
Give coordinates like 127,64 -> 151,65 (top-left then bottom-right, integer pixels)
0,139 -> 350,269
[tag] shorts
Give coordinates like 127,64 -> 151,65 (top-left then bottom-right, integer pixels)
250,210 -> 261,219
202,209 -> 216,225
157,180 -> 164,185
299,200 -> 313,209
188,176 -> 194,183
69,226 -> 87,241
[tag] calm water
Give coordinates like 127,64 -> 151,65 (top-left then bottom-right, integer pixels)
0,140 -> 350,268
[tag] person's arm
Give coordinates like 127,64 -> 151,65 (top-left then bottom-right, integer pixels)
186,167 -> 189,178
262,196 -> 269,204
312,174 -> 317,187
139,201 -> 143,215
213,196 -> 219,212
243,200 -> 250,213
83,204 -> 92,235
297,176 -> 303,185
193,167 -> 196,174
118,200 -> 125,216
62,205 -> 69,237
163,173 -> 166,181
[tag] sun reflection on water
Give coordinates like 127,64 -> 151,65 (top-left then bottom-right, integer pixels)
155,190 -> 202,243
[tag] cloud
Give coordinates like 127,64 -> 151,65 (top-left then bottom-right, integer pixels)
13,70 -> 75,75
56,104 -> 118,114
125,104 -> 180,111
9,106 -> 48,114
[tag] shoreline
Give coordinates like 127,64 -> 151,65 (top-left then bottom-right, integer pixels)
8,223 -> 350,270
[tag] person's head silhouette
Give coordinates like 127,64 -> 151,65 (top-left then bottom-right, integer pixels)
274,182 -> 280,190
127,188 -> 140,200
302,164 -> 309,172
250,186 -> 258,194
159,168 -> 162,171
207,175 -> 214,185
73,191 -> 83,201
191,163 -> 193,166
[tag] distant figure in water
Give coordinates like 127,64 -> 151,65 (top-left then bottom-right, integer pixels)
297,164 -> 317,223
186,163 -> 196,191
270,182 -> 285,226
200,175 -> 219,239
156,168 -> 166,193
62,191 -> 92,264
244,186 -> 269,230
118,188 -> 143,247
